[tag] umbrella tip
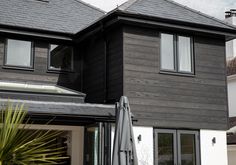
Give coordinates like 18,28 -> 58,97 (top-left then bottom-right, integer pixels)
121,96 -> 129,104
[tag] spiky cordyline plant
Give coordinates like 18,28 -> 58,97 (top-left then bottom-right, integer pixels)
0,103 -> 68,165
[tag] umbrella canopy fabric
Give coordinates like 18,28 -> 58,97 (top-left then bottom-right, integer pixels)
112,96 -> 138,165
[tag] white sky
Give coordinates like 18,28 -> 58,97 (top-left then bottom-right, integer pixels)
83,0 -> 236,20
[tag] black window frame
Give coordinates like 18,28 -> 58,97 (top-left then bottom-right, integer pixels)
3,38 -> 34,70
47,44 -> 74,73
154,129 -> 200,165
160,33 -> 195,76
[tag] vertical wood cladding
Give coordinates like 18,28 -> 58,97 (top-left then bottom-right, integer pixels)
123,26 -> 228,130
82,28 -> 123,103
82,35 -> 106,103
0,37 -> 81,96
106,28 -> 123,103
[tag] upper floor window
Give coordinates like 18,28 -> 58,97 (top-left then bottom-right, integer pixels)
160,33 -> 194,74
48,44 -> 73,71
5,39 -> 33,68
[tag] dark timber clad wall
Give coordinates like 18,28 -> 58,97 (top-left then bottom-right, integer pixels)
106,28 -> 123,103
0,37 -> 81,100
83,35 -> 106,103
123,26 -> 228,130
82,28 -> 123,103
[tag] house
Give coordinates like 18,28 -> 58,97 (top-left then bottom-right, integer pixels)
225,9 -> 236,165
0,0 -> 235,165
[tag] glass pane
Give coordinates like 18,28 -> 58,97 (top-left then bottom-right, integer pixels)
158,133 -> 174,165
180,134 -> 196,165
85,127 -> 99,165
178,36 -> 192,72
50,44 -> 73,71
161,33 -> 175,70
6,39 -> 32,67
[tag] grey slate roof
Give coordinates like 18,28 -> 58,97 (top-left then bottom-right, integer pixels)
118,0 -> 236,30
0,0 -> 104,34
0,99 -> 115,117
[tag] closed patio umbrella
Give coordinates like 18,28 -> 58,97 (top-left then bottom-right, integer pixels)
112,96 -> 138,165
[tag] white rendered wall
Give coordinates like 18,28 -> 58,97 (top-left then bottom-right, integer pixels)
133,127 -> 154,165
226,17 -> 236,59
227,75 -> 236,117
111,126 -> 154,165
200,130 -> 228,165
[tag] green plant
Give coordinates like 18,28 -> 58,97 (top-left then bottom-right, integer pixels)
0,103 -> 68,165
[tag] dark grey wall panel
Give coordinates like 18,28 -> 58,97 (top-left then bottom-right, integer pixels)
82,35 -> 106,103
106,28 -> 123,103
123,26 -> 228,130
82,28 -> 123,103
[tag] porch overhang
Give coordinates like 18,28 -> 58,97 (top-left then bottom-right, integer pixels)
0,98 -> 116,125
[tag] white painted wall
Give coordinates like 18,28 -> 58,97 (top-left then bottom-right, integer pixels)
226,16 -> 236,59
111,126 -> 154,165
228,145 -> 236,165
133,127 -> 154,165
200,130 -> 228,165
227,75 -> 236,117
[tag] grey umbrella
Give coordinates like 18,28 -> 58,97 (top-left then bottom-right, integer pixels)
112,96 -> 138,165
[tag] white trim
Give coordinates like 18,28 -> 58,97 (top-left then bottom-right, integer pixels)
0,98 -> 115,108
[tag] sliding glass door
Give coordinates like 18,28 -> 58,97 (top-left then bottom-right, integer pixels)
155,129 -> 200,165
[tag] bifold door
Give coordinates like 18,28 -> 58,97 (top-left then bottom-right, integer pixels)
155,129 -> 200,165
84,123 -> 111,165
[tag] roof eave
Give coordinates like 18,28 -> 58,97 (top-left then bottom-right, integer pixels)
75,10 -> 236,42
0,24 -> 74,41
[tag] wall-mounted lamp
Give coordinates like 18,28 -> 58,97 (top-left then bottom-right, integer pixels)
138,135 -> 142,143
212,137 -> 216,144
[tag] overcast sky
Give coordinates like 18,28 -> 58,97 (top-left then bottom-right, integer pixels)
84,0 -> 236,20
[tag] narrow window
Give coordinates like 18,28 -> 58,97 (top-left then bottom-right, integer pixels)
161,33 -> 175,71
49,44 -> 73,71
157,130 -> 177,165
178,36 -> 192,72
5,39 -> 33,68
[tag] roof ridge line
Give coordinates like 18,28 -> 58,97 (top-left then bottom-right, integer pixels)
164,0 -> 236,29
118,0 -> 139,10
73,0 -> 106,14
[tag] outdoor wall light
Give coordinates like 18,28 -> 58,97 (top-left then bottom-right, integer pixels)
138,135 -> 142,142
212,137 -> 216,144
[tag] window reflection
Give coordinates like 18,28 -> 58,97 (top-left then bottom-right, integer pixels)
158,133 -> 174,165
6,39 -> 32,67
180,134 -> 196,165
49,44 -> 73,71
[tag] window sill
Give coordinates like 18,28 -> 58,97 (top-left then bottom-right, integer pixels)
159,70 -> 195,77
2,65 -> 34,71
47,69 -> 74,74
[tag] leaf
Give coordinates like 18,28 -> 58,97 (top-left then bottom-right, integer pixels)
0,103 -> 69,164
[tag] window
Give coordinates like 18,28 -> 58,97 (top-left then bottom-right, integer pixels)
48,44 -> 73,71
160,33 -> 194,74
155,129 -> 200,165
5,39 -> 33,68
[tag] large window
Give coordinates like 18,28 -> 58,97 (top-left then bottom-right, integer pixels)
155,129 -> 200,165
48,44 -> 73,71
160,33 -> 194,74
5,39 -> 33,68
